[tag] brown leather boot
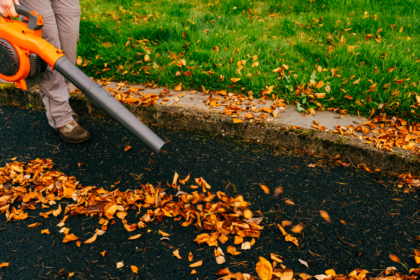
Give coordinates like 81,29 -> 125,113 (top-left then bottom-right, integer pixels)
53,121 -> 91,143
72,113 -> 81,124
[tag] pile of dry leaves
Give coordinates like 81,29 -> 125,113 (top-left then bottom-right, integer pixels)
1,158 -> 420,279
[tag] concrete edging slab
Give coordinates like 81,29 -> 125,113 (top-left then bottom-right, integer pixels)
1,83 -> 419,175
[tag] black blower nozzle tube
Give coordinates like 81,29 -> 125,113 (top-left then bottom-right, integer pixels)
54,57 -> 165,154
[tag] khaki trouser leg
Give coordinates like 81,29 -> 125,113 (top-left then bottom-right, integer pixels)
19,0 -> 80,128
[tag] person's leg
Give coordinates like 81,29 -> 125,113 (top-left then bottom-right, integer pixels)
19,0 -> 74,128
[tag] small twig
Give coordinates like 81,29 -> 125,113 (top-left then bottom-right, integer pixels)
345,152 -> 357,168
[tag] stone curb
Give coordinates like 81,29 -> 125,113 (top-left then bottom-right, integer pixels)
1,83 -> 419,175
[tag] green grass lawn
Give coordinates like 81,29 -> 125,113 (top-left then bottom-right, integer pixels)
77,0 -> 419,121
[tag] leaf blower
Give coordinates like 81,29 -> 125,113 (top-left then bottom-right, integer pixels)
0,5 -> 165,153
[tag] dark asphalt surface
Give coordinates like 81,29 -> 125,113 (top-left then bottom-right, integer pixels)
1,105 -> 420,280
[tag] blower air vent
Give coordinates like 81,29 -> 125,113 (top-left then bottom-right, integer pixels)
0,39 -> 19,76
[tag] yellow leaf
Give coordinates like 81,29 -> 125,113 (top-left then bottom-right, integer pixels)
325,269 -> 336,276
273,268 -> 293,280
188,252 -> 194,261
230,78 -> 241,82
270,253 -> 283,263
260,184 -> 270,194
233,118 -> 243,123
28,222 -> 40,228
63,233 -> 79,243
252,62 -> 259,67
144,54 -> 152,62
100,251 -> 106,257
41,229 -> 50,234
253,55 -> 258,61
256,256 -> 273,280
131,265 -> 138,273
415,255 -> 420,264
0,263 -> 9,268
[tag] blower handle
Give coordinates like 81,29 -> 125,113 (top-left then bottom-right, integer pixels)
0,4 -> 43,30
14,4 -> 44,31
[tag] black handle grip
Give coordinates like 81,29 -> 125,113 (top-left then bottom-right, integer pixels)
14,4 -> 43,31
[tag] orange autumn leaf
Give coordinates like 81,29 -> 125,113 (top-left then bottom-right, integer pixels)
291,222 -> 305,234
320,210 -> 331,222
131,265 -> 138,273
389,254 -> 400,263
179,173 -> 190,185
174,83 -> 183,91
41,229 -> 50,234
159,230 -> 170,237
189,260 -> 203,268
256,256 -> 273,280
260,184 -> 270,194
0,263 -> 9,268
233,118 -> 243,123
273,268 -> 293,280
84,232 -> 98,244
234,236 -> 244,244
124,146 -> 132,152
227,245 -> 241,256
28,222 -> 40,228
173,249 -> 182,259
63,233 -> 79,243
100,251 -> 106,257
230,78 -> 241,82
188,252 -> 194,261
128,234 -> 142,240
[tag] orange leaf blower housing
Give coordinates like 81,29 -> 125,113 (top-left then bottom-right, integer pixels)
0,5 -> 64,90
0,5 -> 166,154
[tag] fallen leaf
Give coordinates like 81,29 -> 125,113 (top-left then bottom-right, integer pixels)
189,260 -> 203,267
63,234 -> 79,243
100,251 -> 106,257
233,118 -> 243,123
285,199 -> 295,205
260,184 -> 270,194
128,234 -> 142,240
271,253 -> 283,263
256,256 -> 273,280
84,232 -> 98,244
291,222 -> 305,234
281,220 -> 292,227
68,272 -> 75,277
325,269 -> 336,276
191,269 -> 197,274
174,83 -> 183,91
116,261 -> 124,269
285,234 -> 299,246
28,222 -> 40,228
131,265 -> 138,273
274,187 -> 283,197
273,268 -> 293,280
188,252 -> 193,261
159,230 -> 170,237
216,268 -> 231,275
173,249 -> 182,259
230,78 -> 241,82
241,242 -> 251,250
234,236 -> 244,244
299,259 -> 309,268
319,210 -> 331,222
227,245 -> 241,255
389,254 -> 400,263
0,263 -> 9,268
216,255 -> 226,264
124,146 -> 132,152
